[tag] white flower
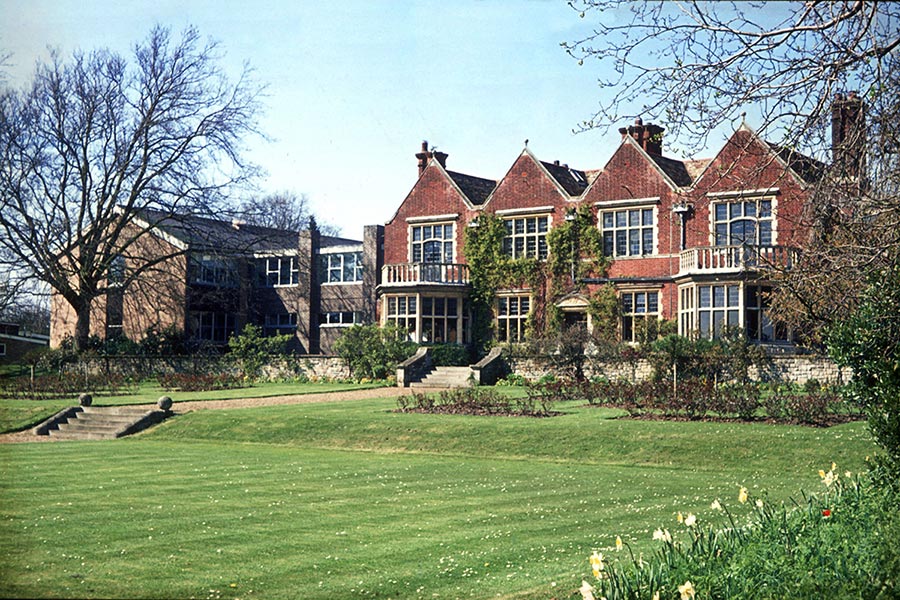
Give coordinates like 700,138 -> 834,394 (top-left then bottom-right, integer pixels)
652,528 -> 672,543
684,513 -> 697,527
579,580 -> 596,600
678,580 -> 696,599
589,551 -> 605,579
710,499 -> 723,511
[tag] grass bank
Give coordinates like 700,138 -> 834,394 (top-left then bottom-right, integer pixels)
0,394 -> 875,599
0,380 -> 385,434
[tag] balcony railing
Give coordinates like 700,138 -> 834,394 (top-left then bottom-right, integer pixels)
679,245 -> 797,275
381,263 -> 470,287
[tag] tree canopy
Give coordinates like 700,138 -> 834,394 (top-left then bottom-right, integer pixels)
565,1 -> 899,155
0,26 -> 263,350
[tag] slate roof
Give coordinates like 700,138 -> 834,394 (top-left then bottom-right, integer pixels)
446,171 -> 497,206
137,209 -> 359,254
769,144 -> 825,184
648,154 -> 694,187
541,161 -> 589,196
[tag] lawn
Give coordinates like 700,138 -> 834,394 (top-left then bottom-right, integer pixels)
0,380 -> 386,434
0,393 -> 875,599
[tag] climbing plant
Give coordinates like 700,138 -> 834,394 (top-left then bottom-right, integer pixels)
463,205 -> 610,353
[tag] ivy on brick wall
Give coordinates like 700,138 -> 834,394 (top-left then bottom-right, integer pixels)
463,205 -> 610,353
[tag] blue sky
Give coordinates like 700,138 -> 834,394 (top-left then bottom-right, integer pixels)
1,0 -> 735,238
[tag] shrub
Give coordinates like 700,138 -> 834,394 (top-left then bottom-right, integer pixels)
227,324 -> 291,380
428,343 -> 472,366
334,323 -> 417,380
157,372 -> 244,392
397,386 -> 556,417
0,372 -> 137,400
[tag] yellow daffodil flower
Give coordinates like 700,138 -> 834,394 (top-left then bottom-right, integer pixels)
678,580 -> 696,599
615,536 -> 623,552
589,551 -> 605,579
738,486 -> 749,503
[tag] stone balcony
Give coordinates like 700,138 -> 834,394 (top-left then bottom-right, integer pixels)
679,245 -> 798,276
380,263 -> 471,288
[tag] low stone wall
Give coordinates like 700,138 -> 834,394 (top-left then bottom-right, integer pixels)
505,353 -> 846,385
71,355 -> 351,381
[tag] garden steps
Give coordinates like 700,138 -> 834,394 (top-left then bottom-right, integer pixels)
34,405 -> 172,440
410,366 -> 475,388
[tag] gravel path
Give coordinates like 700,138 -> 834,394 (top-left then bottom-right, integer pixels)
0,386 -> 440,444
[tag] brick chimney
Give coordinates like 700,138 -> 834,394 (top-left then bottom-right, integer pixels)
415,140 -> 448,175
832,92 -> 865,180
619,118 -> 664,155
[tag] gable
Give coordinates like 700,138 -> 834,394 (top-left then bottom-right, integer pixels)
584,141 -> 682,203
693,128 -> 809,194
485,152 -> 576,213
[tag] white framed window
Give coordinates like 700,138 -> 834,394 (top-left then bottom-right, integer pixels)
193,311 -> 237,343
698,284 -> 741,339
319,311 -> 361,326
385,295 -> 418,336
263,313 -> 298,336
744,284 -> 792,343
258,256 -> 299,287
497,295 -> 530,343
190,256 -> 238,287
411,223 -> 454,263
620,291 -> 660,343
319,252 -> 363,284
420,296 -> 462,344
601,208 -> 655,257
713,199 -> 773,246
502,215 -> 549,260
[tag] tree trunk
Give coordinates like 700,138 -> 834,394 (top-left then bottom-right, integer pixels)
74,300 -> 92,352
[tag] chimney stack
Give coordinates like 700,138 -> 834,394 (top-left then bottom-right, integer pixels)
415,140 -> 448,175
619,117 -> 665,155
832,92 -> 865,180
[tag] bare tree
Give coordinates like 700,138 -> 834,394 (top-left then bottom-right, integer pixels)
237,190 -> 341,236
565,1 -> 900,324
0,26 -> 263,350
564,1 -> 899,155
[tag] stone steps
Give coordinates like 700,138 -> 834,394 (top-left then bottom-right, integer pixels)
410,366 -> 474,388
35,404 -> 172,440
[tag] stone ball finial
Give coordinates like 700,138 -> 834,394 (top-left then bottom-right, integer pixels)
157,396 -> 173,411
79,393 -> 93,407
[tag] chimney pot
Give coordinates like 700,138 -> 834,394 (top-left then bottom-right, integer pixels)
415,140 -> 448,175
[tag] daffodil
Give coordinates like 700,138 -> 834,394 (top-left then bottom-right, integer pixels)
615,536 -> 623,552
677,511 -> 684,524
818,469 -> 827,478
684,513 -> 697,527
678,580 -> 696,599
579,580 -> 596,600
652,592 -> 660,600
823,470 -> 836,487
652,528 -> 672,542
755,499 -> 764,509
738,486 -> 749,503
589,551 -> 605,579
710,499 -> 723,511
